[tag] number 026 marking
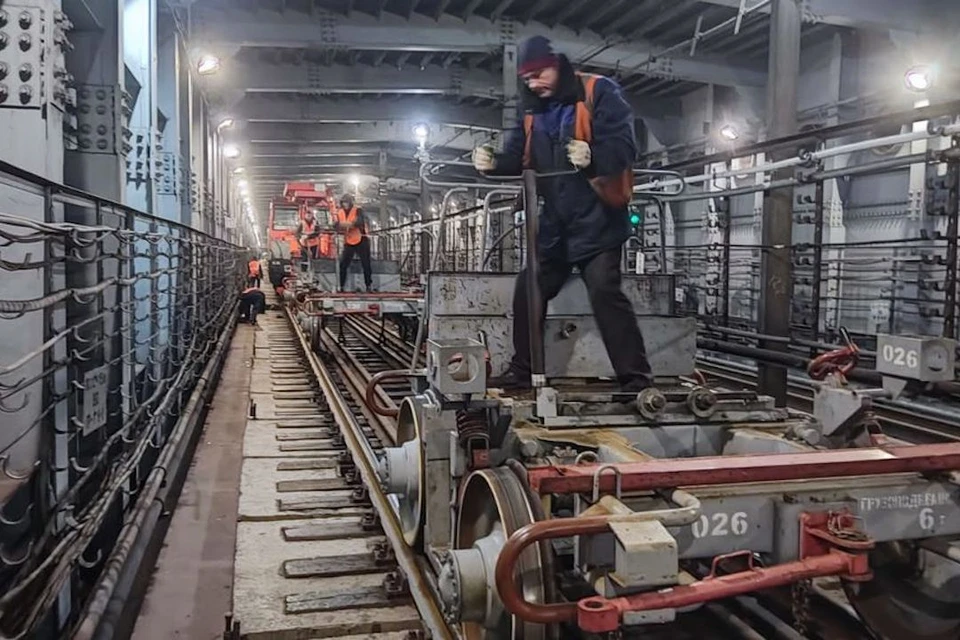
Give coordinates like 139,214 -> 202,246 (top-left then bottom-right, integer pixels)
881,344 -> 918,369
692,512 -> 749,538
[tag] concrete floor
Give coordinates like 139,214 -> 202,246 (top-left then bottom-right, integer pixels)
132,324 -> 255,640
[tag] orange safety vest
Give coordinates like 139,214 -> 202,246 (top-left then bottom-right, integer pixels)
319,233 -> 333,257
248,259 -> 260,277
301,219 -> 320,247
336,207 -> 365,246
522,73 -> 634,209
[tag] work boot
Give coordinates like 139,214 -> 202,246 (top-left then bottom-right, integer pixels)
366,284 -> 376,293
620,376 -> 653,393
488,367 -> 531,390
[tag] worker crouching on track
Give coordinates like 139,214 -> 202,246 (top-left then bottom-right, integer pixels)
335,193 -> 374,292
247,255 -> 263,288
473,35 -> 652,392
239,286 -> 266,325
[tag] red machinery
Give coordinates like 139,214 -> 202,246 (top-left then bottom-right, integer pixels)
267,182 -> 338,290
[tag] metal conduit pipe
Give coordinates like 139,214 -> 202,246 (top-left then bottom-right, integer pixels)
699,324 -> 881,359
698,353 -> 960,423
481,189 -> 522,264
77,304 -> 239,640
663,179 -> 796,204
638,126 -> 954,193
804,152 -> 929,182
409,187 -> 468,368
636,99 -> 960,172
494,491 -> 701,624
704,603 -> 768,640
481,223 -> 523,270
698,338 -> 811,369
732,596 -> 809,640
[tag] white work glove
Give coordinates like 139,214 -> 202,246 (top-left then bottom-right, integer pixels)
472,145 -> 496,172
567,140 -> 592,168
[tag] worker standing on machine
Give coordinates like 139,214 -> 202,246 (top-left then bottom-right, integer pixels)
296,209 -> 322,261
335,193 -> 374,292
472,35 -> 652,392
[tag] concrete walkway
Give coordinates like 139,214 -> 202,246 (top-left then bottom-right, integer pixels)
132,324 -> 256,640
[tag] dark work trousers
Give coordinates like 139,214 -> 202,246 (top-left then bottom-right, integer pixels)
301,244 -> 319,270
509,248 -> 653,385
240,290 -> 266,324
339,237 -> 373,290
248,275 -> 261,288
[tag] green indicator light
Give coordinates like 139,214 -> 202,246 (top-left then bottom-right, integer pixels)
629,214 -> 641,225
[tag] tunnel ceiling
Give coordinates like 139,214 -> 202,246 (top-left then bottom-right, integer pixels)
173,0 -> 945,208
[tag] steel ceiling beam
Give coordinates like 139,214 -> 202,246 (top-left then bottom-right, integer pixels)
189,9 -> 767,88
205,60 -> 502,101
695,0 -> 937,32
234,95 -> 502,129
230,90 -> 678,127
247,141 -> 465,159
243,121 -> 490,151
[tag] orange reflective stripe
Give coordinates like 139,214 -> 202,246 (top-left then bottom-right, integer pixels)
574,73 -> 598,143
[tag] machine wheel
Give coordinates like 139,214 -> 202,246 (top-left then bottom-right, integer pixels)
843,541 -> 960,640
309,316 -> 322,353
454,467 -> 549,640
392,397 -> 425,547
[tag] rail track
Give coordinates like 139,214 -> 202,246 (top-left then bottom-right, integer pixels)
233,302 -> 917,639
696,358 -> 960,444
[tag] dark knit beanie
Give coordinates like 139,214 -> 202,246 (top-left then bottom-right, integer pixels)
518,36 -> 558,75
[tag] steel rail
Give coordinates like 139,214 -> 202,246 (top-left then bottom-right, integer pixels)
286,307 -> 454,640
698,360 -> 960,444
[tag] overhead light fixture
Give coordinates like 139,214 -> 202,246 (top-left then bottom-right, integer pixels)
719,124 -> 739,141
413,123 -> 429,140
430,204 -> 438,213
197,54 -> 221,75
233,167 -> 244,174
905,65 -> 933,92
223,144 -> 241,159
217,117 -> 235,130
350,174 -> 360,188
237,179 -> 248,188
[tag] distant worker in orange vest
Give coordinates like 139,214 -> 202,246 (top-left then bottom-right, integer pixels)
247,255 -> 263,288
335,193 -> 373,292
296,209 -> 322,260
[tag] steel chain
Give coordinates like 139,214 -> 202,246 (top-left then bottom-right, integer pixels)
792,577 -> 812,636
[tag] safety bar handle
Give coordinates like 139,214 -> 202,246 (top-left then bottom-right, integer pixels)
706,550 -> 758,579
633,169 -> 688,196
419,161 -> 579,188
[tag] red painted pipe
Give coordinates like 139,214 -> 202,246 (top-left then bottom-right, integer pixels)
526,442 -> 960,495
364,369 -> 409,418
577,550 -> 869,633
495,517 -> 611,624
494,515 -> 873,631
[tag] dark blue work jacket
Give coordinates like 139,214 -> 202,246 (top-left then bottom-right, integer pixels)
493,56 -> 637,265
